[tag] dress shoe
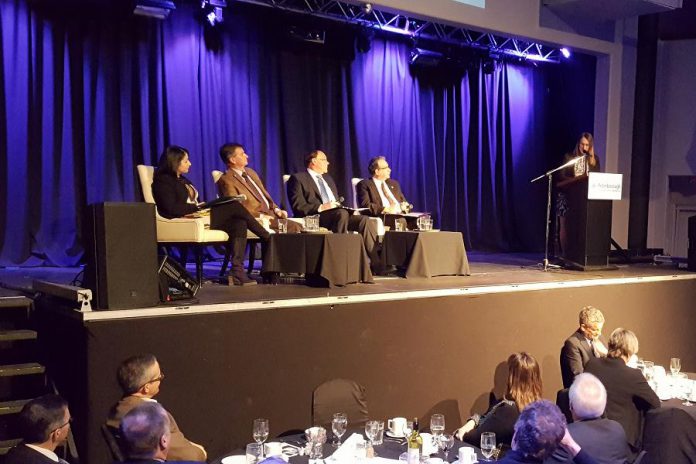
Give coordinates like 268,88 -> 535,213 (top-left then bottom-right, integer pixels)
228,271 -> 257,286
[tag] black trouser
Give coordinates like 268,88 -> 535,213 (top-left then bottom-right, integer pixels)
210,202 -> 270,240
319,208 -> 379,264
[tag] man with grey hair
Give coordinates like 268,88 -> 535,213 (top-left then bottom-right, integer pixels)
107,354 -> 206,462
560,306 -> 608,388
119,402 -> 200,464
545,373 -> 631,464
584,328 -> 660,453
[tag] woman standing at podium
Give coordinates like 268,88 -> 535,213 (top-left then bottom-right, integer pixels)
556,132 -> 601,256
152,145 -> 271,286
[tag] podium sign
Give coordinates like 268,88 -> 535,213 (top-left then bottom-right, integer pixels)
587,173 -> 623,200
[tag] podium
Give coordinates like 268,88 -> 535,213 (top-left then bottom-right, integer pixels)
559,173 -> 622,270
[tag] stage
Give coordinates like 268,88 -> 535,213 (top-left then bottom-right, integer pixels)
2,253 -> 695,463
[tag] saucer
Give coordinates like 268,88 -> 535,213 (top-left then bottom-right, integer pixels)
386,430 -> 406,438
221,456 -> 246,464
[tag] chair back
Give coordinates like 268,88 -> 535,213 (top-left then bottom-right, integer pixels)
281,174 -> 291,212
136,165 -> 156,204
312,378 -> 369,428
212,170 -> 224,184
556,388 -> 573,424
101,423 -> 126,462
350,177 -> 362,209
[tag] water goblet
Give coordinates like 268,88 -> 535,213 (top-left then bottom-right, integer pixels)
332,412 -> 348,446
430,414 -> 445,440
480,432 -> 496,461
365,420 -> 380,456
684,380 -> 695,406
252,418 -> 269,456
670,357 -> 681,376
438,433 -> 454,461
246,443 -> 263,464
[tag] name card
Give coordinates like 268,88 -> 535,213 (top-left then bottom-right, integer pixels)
587,172 -> 623,200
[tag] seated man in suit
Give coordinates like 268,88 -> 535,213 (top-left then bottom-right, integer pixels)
584,328 -> 660,453
560,306 -> 608,388
287,150 -> 380,267
107,354 -> 207,462
5,395 -> 72,464
216,143 -> 301,233
545,373 -> 631,464
356,156 -> 410,216
119,402 -> 200,464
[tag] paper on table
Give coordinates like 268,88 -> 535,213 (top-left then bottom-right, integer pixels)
325,433 -> 364,463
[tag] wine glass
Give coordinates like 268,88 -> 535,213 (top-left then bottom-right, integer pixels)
670,357 -> 681,376
365,420 -> 380,456
480,432 -> 496,461
439,433 -> 454,461
683,381 -> 695,406
246,443 -> 263,464
430,414 -> 445,440
403,420 -> 413,438
252,418 -> 269,456
332,412 -> 348,446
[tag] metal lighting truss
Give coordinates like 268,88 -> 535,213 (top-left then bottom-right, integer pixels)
231,0 -> 562,63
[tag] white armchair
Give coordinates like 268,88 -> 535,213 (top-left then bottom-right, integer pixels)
137,165 -> 229,284
351,177 -> 385,237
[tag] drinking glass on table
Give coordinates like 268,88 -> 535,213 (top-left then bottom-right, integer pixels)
252,418 -> 269,456
684,381 -> 695,406
438,433 -> 454,461
480,432 -> 496,461
670,357 -> 681,376
246,443 -> 263,463
332,412 -> 348,446
365,420 -> 380,455
430,414 -> 445,439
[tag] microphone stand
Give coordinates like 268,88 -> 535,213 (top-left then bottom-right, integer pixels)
530,156 -> 584,272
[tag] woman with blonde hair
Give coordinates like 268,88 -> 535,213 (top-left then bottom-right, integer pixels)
455,352 -> 543,448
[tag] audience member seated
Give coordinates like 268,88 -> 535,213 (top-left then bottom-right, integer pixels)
560,306 -> 608,388
5,394 -> 71,464
500,400 -> 598,464
545,373 -> 631,464
152,145 -> 271,286
216,142 -> 301,233
356,156 -> 410,216
119,402 -> 201,464
455,352 -> 543,449
287,150 -> 380,266
584,328 -> 660,453
107,354 -> 207,462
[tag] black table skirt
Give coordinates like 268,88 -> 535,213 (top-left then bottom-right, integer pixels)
382,231 -> 471,278
261,233 -> 373,287
643,398 -> 696,464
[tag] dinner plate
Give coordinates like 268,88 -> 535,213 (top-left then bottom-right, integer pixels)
221,456 -> 246,464
386,430 -> 406,438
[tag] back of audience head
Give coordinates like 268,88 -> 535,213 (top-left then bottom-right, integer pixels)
17,394 -> 70,447
607,328 -> 639,361
117,354 -> 162,396
120,402 -> 171,460
578,306 -> 604,339
569,373 -> 606,421
513,399 -> 566,460
507,352 -> 543,411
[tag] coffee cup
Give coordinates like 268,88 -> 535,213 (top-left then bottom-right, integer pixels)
458,446 -> 476,464
388,417 -> 407,436
264,442 -> 283,457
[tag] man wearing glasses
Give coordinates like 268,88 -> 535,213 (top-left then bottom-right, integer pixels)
287,150 -> 380,266
5,394 -> 72,464
560,306 -> 608,388
357,156 -> 410,216
107,354 -> 206,462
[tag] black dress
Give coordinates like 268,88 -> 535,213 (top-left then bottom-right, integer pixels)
463,399 -> 519,449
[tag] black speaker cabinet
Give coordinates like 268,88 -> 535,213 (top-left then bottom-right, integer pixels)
689,215 -> 696,272
84,202 -> 160,309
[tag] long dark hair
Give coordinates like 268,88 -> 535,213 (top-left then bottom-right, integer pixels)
156,146 -> 189,177
572,132 -> 594,158
506,352 -> 543,411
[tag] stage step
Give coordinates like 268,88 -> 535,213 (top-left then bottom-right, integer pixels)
0,329 -> 37,342
0,439 -> 21,455
0,362 -> 45,377
0,399 -> 30,415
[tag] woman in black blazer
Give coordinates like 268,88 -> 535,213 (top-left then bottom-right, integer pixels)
152,146 -> 270,285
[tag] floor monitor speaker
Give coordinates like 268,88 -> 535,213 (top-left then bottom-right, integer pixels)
84,202 -> 160,309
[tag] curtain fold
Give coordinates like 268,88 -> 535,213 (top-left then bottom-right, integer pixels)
0,0 -> 556,266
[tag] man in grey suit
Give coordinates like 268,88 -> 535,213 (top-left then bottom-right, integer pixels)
545,373 -> 631,464
560,306 -> 608,388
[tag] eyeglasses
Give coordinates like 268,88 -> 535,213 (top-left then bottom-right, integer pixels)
51,417 -> 73,434
139,373 -> 165,390
376,165 -> 390,170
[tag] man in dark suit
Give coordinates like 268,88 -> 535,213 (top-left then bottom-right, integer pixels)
545,373 -> 631,464
356,156 -> 409,216
5,395 -> 72,464
584,328 -> 660,453
287,150 -> 380,266
561,306 -> 608,388
119,402 -> 200,464
107,354 -> 207,462
216,143 -> 300,233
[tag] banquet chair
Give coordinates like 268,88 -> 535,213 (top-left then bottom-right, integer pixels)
351,177 -> 386,237
555,388 -> 573,424
101,423 -> 125,462
312,378 -> 369,428
137,165 -> 230,285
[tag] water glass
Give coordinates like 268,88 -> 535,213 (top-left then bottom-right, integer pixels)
670,357 -> 681,376
683,380 -> 695,406
252,418 -> 269,452
439,433 -> 454,461
430,414 -> 445,439
480,432 -> 496,461
277,218 -> 288,234
395,221 -> 404,232
246,443 -> 263,463
372,420 -> 385,446
332,412 -> 348,446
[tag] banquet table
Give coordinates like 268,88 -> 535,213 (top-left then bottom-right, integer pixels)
381,231 -> 470,278
261,232 -> 373,287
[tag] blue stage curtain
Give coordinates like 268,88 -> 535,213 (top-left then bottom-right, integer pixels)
0,0 -> 570,266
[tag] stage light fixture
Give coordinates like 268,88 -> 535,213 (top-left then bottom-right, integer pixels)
288,25 -> 326,45
362,2 -> 373,14
133,0 -> 176,19
409,48 -> 444,67
200,0 -> 226,26
560,47 -> 571,58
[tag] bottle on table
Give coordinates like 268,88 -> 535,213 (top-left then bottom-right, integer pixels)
406,417 -> 422,464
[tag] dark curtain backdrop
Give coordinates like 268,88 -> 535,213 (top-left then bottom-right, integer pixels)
0,0 -> 591,266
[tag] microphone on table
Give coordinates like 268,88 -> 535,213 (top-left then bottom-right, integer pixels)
231,194 -> 247,202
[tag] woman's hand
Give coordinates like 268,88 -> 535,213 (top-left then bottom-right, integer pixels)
454,420 -> 476,440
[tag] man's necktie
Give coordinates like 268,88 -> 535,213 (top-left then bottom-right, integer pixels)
317,175 -> 331,203
241,172 -> 263,202
381,182 -> 398,208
